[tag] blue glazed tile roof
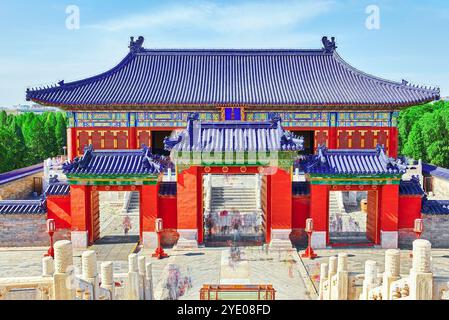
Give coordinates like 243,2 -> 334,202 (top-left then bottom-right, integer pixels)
45,183 -> 70,196
26,37 -> 439,108
399,177 -> 424,196
63,145 -> 174,176
292,181 -> 310,196
0,163 -> 43,186
301,145 -> 407,175
0,199 -> 46,214
422,199 -> 449,214
422,163 -> 449,180
164,113 -> 303,152
159,182 -> 177,196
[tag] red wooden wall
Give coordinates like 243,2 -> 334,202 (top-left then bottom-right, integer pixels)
287,126 -> 398,157
69,125 -> 399,160
292,196 -> 310,229
398,195 -> 422,229
46,195 -> 72,229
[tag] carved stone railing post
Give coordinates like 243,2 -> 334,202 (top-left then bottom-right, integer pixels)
409,239 -> 433,300
81,250 -> 99,300
127,253 -> 140,300
382,249 -> 401,300
332,253 -> 349,300
145,263 -> 154,300
327,256 -> 337,300
100,261 -> 114,300
318,263 -> 328,300
42,256 -> 55,277
138,256 -> 146,299
360,260 -> 378,300
53,240 -> 75,300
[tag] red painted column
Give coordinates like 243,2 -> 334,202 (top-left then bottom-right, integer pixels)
389,127 -> 398,158
140,184 -> 159,247
309,184 -> 329,248
265,175 -> 272,243
129,127 -> 137,149
270,168 -> 292,243
328,127 -> 337,149
67,128 -> 77,160
379,184 -> 400,248
176,166 -> 200,244
70,185 -> 91,248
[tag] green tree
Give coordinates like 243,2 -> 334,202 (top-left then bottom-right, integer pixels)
0,126 -> 22,172
8,118 -> 27,168
399,101 -> 449,167
0,110 -> 68,174
55,112 -> 67,153
44,112 -> 58,156
0,110 -> 7,126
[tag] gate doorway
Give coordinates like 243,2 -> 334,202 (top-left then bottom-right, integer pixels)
202,174 -> 265,246
91,191 -> 140,245
151,130 -> 172,156
328,189 -> 378,246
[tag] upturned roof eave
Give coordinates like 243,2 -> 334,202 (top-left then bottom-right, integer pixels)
27,98 -> 440,111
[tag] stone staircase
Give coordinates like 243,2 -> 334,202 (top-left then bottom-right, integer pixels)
329,191 -> 370,244
329,232 -> 371,244
329,191 -> 341,216
123,192 -> 139,216
210,187 -> 258,213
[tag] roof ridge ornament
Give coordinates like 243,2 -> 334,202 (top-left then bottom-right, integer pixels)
322,36 -> 337,54
268,113 -> 281,128
317,145 -> 327,164
129,36 -> 145,53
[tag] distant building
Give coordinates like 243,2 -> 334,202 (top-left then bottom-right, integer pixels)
14,104 -> 59,114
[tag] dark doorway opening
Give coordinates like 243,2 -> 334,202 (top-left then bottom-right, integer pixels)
292,130 -> 314,155
151,130 -> 172,156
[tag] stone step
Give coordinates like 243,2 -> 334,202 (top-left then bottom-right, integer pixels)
212,203 -> 257,206
211,202 -> 256,208
211,195 -> 256,198
211,191 -> 256,194
211,197 -> 256,200
210,208 -> 259,212
212,199 -> 256,202
330,232 -> 367,237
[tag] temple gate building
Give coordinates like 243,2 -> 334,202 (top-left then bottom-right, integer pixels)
25,36 -> 440,250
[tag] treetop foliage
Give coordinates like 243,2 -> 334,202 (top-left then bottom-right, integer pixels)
398,100 -> 449,168
0,111 -> 67,173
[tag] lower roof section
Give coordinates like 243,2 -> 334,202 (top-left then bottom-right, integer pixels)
300,145 -> 406,176
63,145 -> 174,178
399,177 -> 424,196
422,199 -> 449,215
0,199 -> 46,214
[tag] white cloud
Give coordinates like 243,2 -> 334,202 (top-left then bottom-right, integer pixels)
88,0 -> 335,33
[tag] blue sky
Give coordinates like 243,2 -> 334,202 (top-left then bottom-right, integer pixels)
0,0 -> 448,106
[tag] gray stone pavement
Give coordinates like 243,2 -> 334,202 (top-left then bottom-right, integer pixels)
139,246 -> 312,300
2,244 -> 449,299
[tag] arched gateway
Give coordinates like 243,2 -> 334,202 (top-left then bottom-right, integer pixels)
27,36 -> 439,249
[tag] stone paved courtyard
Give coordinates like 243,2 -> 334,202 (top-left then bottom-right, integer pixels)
2,196 -> 449,300
2,245 -> 449,299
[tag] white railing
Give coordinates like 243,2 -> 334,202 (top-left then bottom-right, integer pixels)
0,241 -> 155,300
